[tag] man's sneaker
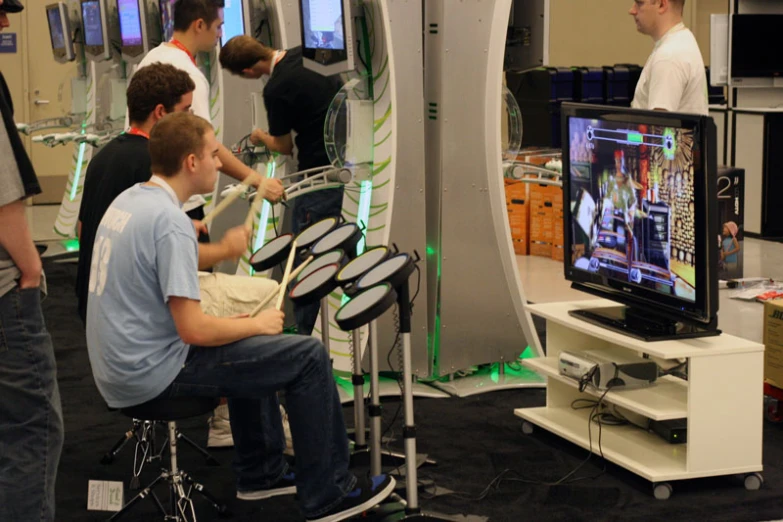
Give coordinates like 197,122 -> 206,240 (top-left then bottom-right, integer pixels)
207,403 -> 234,448
280,404 -> 294,455
236,472 -> 297,501
306,475 -> 396,522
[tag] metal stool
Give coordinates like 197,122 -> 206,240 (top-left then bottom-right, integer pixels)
109,396 -> 229,521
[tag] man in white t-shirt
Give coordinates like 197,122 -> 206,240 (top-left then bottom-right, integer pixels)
133,0 -> 284,216
629,0 -> 708,115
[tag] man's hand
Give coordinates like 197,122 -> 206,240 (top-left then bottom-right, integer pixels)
254,308 -> 285,336
262,178 -> 285,203
220,225 -> 251,260
18,258 -> 42,289
191,219 -> 208,237
250,128 -> 266,147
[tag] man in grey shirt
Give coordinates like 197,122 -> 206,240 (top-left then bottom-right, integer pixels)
0,1 -> 64,520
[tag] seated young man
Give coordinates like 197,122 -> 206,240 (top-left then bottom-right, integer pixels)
85,112 -> 394,522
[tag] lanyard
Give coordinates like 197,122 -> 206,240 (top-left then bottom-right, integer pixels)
170,39 -> 197,66
269,51 -> 283,76
149,175 -> 181,208
127,127 -> 149,139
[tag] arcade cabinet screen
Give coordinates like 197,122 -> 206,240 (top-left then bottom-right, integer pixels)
82,0 -> 105,46
567,117 -> 697,303
118,0 -> 143,47
47,7 -> 66,50
301,0 -> 345,51
221,0 -> 245,46
159,0 -> 174,41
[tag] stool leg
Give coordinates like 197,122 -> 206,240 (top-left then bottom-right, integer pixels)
177,431 -> 220,466
182,472 -> 230,517
108,473 -> 167,521
101,419 -> 141,465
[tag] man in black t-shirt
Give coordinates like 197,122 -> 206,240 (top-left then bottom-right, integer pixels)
220,36 -> 344,335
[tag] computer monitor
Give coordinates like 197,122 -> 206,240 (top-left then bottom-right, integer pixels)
221,0 -> 251,46
300,0 -> 355,75
46,3 -> 75,63
562,103 -> 719,341
731,14 -> 783,87
80,0 -> 112,60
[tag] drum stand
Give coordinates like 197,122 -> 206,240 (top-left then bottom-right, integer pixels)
371,278 -> 460,522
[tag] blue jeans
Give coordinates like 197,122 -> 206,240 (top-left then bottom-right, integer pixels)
164,334 -> 355,519
292,188 -> 345,335
0,286 -> 63,522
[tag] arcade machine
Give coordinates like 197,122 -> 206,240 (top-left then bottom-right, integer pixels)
117,0 -> 162,71
37,0 -> 127,250
424,0 -> 545,396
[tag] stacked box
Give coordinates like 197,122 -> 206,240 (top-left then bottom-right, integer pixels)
764,300 -> 783,388
530,184 -> 559,257
505,179 -> 529,255
552,187 -> 565,262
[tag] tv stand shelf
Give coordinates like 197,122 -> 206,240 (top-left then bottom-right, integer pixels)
515,299 -> 765,499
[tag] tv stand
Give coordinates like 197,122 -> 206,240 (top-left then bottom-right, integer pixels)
569,305 -> 720,342
517,299 -> 764,500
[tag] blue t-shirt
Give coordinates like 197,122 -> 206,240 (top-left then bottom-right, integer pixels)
722,237 -> 738,264
86,184 -> 200,408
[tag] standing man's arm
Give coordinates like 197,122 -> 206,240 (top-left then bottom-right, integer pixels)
250,129 -> 293,155
645,59 -> 687,112
215,143 -> 284,201
0,200 -> 41,289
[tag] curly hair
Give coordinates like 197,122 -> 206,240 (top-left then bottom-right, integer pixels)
126,62 -> 195,124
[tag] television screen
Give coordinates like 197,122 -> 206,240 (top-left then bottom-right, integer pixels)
567,116 -> 697,302
301,0 -> 345,51
118,0 -> 143,47
562,103 -> 719,339
47,6 -> 66,50
221,0 -> 245,45
731,15 -> 783,78
82,0 -> 105,47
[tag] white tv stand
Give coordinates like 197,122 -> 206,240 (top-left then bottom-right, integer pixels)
515,300 -> 764,500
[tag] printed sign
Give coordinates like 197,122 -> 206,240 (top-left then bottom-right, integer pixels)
0,33 -> 17,54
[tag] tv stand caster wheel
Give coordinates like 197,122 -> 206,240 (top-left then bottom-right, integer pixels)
521,421 -> 534,435
744,473 -> 763,491
653,482 -> 672,500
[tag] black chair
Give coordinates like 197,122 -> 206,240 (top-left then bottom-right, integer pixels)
109,396 -> 229,521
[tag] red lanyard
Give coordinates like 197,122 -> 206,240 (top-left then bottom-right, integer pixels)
170,39 -> 197,66
127,127 -> 150,139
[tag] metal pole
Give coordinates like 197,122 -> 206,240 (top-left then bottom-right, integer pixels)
320,298 -> 331,355
368,320 -> 382,476
401,331 -> 418,511
352,329 -> 367,448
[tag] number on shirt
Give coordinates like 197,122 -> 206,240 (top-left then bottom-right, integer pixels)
88,236 -> 112,296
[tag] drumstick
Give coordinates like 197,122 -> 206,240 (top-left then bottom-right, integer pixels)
249,256 -> 313,317
276,239 -> 299,310
202,173 -> 259,226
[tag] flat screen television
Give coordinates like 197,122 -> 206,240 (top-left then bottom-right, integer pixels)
731,14 -> 783,85
46,2 -> 75,63
80,0 -> 112,60
562,102 -> 719,341
299,0 -> 354,75
221,0 -> 250,46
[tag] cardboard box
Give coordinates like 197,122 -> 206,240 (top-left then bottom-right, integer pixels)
529,184 -> 561,258
505,179 -> 529,255
551,245 -> 564,262
764,300 -> 783,388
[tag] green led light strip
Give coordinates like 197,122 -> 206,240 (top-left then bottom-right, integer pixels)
250,157 -> 278,275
